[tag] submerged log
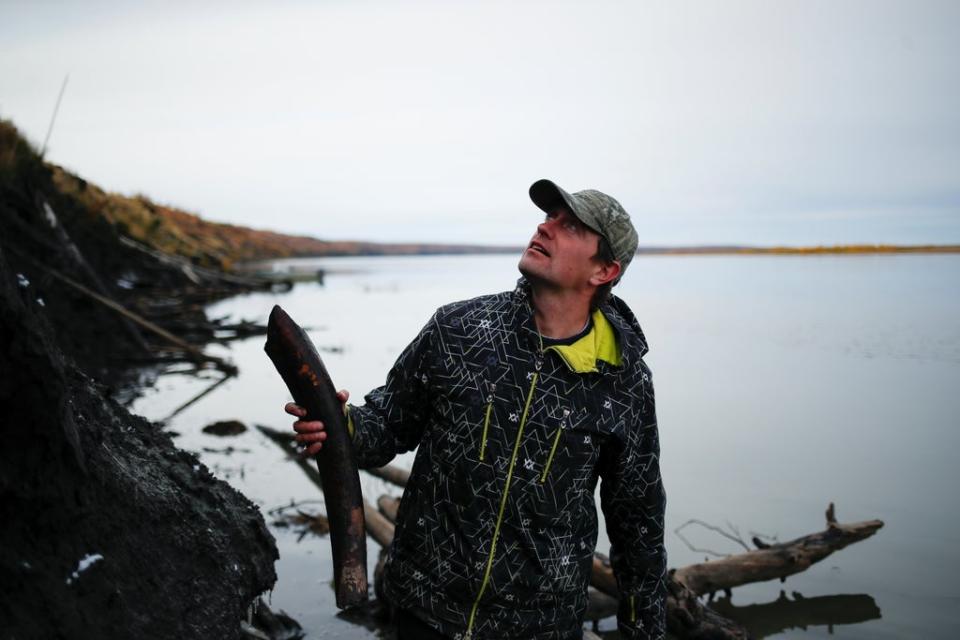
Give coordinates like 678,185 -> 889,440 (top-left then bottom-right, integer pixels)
672,505 -> 883,596
264,305 -> 367,610
377,495 -> 400,522
366,464 -> 411,488
257,425 -> 391,550
589,505 -> 883,639
588,552 -> 747,638
364,499 -> 396,548
665,572 -> 751,640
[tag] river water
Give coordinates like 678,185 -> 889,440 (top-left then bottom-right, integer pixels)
131,253 -> 960,639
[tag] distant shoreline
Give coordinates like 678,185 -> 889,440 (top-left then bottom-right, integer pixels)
267,243 -> 960,259
634,244 -> 960,255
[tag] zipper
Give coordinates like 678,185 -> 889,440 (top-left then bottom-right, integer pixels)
629,594 -> 636,623
478,382 -> 496,462
539,407 -> 570,483
466,357 -> 541,637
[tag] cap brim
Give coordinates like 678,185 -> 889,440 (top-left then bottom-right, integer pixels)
529,179 -> 602,235
530,179 -> 573,215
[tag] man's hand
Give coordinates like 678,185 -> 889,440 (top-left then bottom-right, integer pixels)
285,389 -> 350,456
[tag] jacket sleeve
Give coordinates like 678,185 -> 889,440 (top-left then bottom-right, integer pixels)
346,312 -> 438,469
599,363 -> 667,639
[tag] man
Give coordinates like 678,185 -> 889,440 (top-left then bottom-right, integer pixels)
287,179 -> 666,639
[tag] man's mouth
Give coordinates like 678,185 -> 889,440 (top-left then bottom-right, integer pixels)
529,242 -> 550,256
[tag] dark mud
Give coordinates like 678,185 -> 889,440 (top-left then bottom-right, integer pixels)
0,122 -> 278,638
0,245 -> 277,637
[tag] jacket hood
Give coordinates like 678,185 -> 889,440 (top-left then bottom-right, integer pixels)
603,293 -> 650,360
512,278 -> 650,364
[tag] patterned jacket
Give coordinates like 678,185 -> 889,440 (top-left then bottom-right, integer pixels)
349,280 -> 666,639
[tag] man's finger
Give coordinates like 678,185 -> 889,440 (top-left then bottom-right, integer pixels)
303,442 -> 324,457
295,430 -> 327,442
284,402 -> 307,417
293,420 -> 325,433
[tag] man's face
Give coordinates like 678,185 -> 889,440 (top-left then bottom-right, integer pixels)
518,207 -> 605,293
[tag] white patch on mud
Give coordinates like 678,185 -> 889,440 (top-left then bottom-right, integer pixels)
42,201 -> 59,228
66,553 -> 104,585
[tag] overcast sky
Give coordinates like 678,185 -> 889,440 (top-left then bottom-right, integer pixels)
2,0 -> 958,246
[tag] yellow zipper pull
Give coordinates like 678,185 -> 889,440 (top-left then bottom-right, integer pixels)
539,407 -> 570,484
478,382 -> 495,462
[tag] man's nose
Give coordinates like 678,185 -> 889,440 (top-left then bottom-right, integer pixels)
536,219 -> 553,236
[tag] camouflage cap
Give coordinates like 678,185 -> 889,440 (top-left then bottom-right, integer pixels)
529,179 -> 639,276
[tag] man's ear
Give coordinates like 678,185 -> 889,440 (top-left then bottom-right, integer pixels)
589,260 -> 621,287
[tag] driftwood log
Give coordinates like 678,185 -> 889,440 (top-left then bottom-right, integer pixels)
263,306 -> 367,609
365,465 -> 411,488
589,504 -> 882,639
364,499 -> 395,548
257,426 -> 394,552
672,504 -> 883,597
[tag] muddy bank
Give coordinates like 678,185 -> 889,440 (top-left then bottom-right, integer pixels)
0,245 -> 276,637
0,121 -> 279,637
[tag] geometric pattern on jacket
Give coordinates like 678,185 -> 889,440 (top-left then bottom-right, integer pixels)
349,279 -> 666,639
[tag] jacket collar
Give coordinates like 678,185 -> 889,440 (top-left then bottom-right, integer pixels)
545,309 -> 621,373
512,278 -> 649,370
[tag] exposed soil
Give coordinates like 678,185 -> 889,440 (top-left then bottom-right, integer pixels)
0,121 -> 279,637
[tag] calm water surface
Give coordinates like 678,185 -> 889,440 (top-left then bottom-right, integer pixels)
131,253 -> 960,639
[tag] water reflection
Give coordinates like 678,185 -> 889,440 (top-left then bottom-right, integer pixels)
711,591 -> 881,638
335,604 -> 395,639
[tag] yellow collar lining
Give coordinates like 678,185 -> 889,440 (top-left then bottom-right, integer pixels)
544,309 -> 622,373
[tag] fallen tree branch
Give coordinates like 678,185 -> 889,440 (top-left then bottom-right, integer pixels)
376,495 -> 399,522
257,425 -> 394,550
12,249 -> 238,375
363,499 -> 395,548
672,504 -> 883,596
158,373 -> 232,423
365,465 -> 411,489
37,194 -> 151,353
255,424 -> 409,490
675,519 -> 752,558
